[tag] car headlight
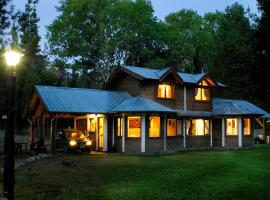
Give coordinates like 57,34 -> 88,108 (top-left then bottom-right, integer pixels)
86,141 -> 92,146
69,140 -> 77,146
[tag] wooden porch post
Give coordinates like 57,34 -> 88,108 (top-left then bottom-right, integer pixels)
112,117 -> 115,147
263,118 -> 266,142
141,115 -> 146,153
122,114 -> 126,153
238,118 -> 243,147
222,118 -> 225,147
184,86 -> 187,111
50,116 -> 56,154
103,115 -> 108,152
163,115 -> 167,152
183,119 -> 186,148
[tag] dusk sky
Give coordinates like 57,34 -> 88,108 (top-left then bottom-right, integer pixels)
13,0 -> 259,49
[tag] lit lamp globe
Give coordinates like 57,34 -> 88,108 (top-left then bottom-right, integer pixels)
4,50 -> 23,67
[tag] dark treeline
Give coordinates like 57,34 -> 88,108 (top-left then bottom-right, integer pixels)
0,0 -> 270,129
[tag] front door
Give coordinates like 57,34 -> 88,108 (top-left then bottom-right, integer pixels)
98,117 -> 104,149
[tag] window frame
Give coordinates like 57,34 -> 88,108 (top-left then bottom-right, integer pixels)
243,118 -> 251,136
226,118 -> 238,136
195,87 -> 211,102
186,119 -> 210,136
116,117 -> 122,137
167,118 -> 178,137
148,116 -> 161,138
89,118 -> 96,132
127,116 -> 141,138
157,83 -> 175,99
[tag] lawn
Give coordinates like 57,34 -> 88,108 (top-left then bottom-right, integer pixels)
11,145 -> 270,200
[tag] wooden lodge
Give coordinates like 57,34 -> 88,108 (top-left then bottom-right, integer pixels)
27,65 -> 269,153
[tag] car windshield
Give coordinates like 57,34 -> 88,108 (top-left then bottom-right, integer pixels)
67,131 -> 85,139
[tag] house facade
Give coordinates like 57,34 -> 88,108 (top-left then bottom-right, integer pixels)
28,65 -> 269,153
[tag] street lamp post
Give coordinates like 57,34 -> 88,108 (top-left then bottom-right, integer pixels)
3,50 -> 23,200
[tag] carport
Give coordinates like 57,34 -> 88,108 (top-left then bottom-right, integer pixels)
27,86 -> 131,153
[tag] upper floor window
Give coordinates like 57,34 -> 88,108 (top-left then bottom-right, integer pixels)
158,84 -> 174,99
195,88 -> 210,101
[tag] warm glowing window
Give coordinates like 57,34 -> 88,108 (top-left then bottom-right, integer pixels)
195,88 -> 210,101
158,84 -> 174,99
199,80 -> 209,86
167,119 -> 177,136
186,119 -> 209,136
149,116 -> 160,138
117,118 -> 122,136
127,116 -> 141,138
89,118 -> 95,132
226,118 -> 238,136
244,118 -> 251,135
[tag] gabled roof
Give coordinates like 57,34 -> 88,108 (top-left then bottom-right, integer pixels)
212,98 -> 268,116
35,86 -> 131,114
121,65 -> 217,85
111,96 -> 176,113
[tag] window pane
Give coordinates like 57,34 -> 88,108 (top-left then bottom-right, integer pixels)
244,118 -> 251,135
186,120 -> 191,135
177,120 -> 182,136
167,119 -> 177,136
117,118 -> 122,136
158,84 -> 166,98
89,118 -> 95,132
128,117 -> 141,137
195,88 -> 202,100
202,88 -> 210,101
149,116 -> 160,138
192,119 -> 205,136
166,85 -> 172,98
226,118 -> 238,135
204,120 -> 209,135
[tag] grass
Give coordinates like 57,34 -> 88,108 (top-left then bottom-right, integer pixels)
10,145 -> 270,199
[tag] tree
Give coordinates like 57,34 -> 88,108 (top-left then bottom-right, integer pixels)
252,0 -> 270,110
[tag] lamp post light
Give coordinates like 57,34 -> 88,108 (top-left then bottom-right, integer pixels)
3,50 -> 23,200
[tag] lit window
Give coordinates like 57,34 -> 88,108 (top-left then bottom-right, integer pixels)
187,119 -> 209,136
127,116 -> 141,138
244,118 -> 251,135
195,88 -> 210,101
158,84 -> 174,99
89,118 -> 95,132
149,116 -> 160,138
199,80 -> 209,86
167,119 -> 177,136
117,118 -> 122,136
226,118 -> 238,136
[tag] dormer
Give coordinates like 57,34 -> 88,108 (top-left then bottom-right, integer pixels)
195,75 -> 218,102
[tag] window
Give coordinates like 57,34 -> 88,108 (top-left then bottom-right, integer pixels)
117,118 -> 122,136
167,119 -> 177,136
244,118 -> 251,135
158,84 -> 174,99
195,88 -> 210,101
226,118 -> 238,136
127,116 -> 141,138
186,119 -> 209,136
89,118 -> 95,132
149,116 -> 160,138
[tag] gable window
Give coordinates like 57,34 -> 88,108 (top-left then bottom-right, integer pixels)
195,88 -> 210,101
186,119 -> 209,136
167,119 -> 177,136
127,116 -> 141,138
226,118 -> 238,136
149,116 -> 160,138
117,118 -> 122,136
158,84 -> 174,99
243,118 -> 251,135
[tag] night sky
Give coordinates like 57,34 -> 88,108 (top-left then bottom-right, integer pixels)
13,0 -> 259,49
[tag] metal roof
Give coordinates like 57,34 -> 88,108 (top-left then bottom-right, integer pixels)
212,98 -> 268,116
122,65 -> 206,84
36,86 -> 131,114
177,110 -> 211,117
111,96 -> 176,113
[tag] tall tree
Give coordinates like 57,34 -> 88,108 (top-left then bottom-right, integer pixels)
252,0 -> 270,110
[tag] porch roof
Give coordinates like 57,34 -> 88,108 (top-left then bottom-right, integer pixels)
212,98 -> 269,116
177,110 -> 211,117
111,96 -> 176,113
36,86 -> 131,114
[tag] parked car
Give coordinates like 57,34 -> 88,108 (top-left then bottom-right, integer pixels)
56,129 -> 93,152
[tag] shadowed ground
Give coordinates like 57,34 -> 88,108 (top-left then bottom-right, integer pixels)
9,145 -> 270,199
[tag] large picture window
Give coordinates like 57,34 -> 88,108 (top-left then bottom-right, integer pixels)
149,116 -> 160,138
158,84 -> 174,99
243,118 -> 251,135
117,118 -> 122,136
167,119 -> 177,136
226,118 -> 238,136
186,119 -> 209,136
127,116 -> 141,138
